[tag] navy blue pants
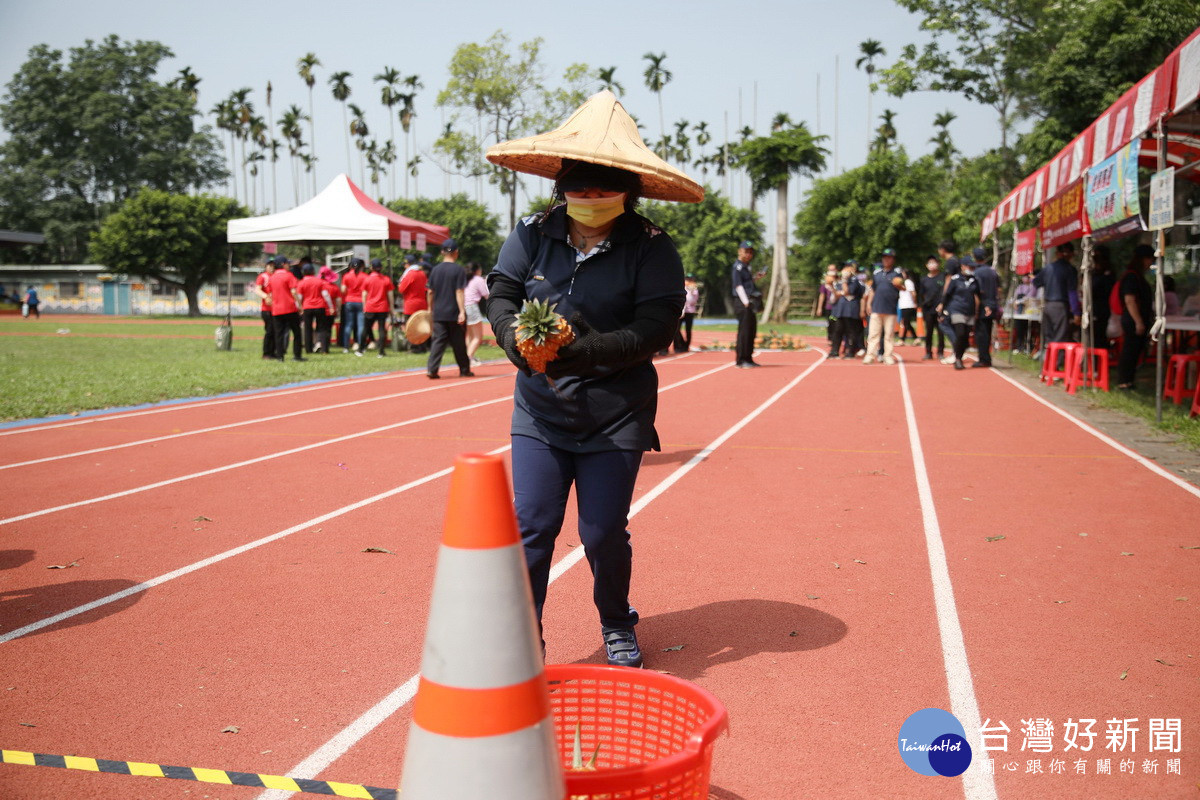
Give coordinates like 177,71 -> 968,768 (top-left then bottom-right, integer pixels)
511,434 -> 641,630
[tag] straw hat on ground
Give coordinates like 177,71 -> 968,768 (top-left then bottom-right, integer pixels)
405,309 -> 432,345
485,90 -> 704,204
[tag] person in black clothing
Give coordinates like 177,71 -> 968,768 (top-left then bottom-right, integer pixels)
937,268 -> 979,370
1116,244 -> 1155,390
1088,245 -> 1115,348
829,264 -> 864,358
425,238 -> 473,379
971,246 -> 1001,367
731,240 -> 762,367
918,256 -> 945,360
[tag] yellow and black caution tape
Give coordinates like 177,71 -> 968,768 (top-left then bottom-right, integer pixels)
1,749 -> 397,799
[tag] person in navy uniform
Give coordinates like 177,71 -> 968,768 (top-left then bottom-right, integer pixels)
918,256 -> 945,360
863,247 -> 903,365
484,91 -> 701,669
731,240 -> 763,368
829,263 -> 864,358
971,246 -> 1001,367
1033,241 -> 1080,361
937,262 -> 979,370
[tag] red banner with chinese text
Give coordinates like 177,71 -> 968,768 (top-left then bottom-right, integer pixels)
1014,229 -> 1037,275
1039,178 -> 1090,248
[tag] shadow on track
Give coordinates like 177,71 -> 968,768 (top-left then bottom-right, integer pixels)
1,578 -> 143,641
641,448 -> 703,467
582,599 -> 847,680
0,549 -> 35,570
707,787 -> 750,800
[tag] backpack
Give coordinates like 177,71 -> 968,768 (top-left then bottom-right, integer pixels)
1109,272 -> 1131,316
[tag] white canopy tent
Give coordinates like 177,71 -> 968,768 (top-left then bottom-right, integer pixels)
227,173 -> 450,245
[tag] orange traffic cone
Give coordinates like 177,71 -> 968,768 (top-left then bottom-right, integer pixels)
399,453 -> 565,800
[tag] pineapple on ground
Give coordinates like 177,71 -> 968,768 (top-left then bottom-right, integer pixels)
515,299 -> 575,373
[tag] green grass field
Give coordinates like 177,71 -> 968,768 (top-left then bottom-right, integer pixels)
0,317 -> 502,421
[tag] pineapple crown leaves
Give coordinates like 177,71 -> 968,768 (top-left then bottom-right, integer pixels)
515,298 -> 567,346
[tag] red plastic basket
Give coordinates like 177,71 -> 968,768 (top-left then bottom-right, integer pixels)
544,664 -> 729,800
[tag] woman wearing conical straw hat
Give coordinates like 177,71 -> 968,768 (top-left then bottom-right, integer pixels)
485,90 -> 703,669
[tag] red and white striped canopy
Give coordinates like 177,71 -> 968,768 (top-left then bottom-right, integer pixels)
982,26 -> 1200,240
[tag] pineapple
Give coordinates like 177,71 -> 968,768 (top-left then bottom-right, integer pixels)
515,299 -> 575,373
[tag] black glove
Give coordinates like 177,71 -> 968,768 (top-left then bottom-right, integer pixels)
545,314 -> 624,379
493,317 -> 532,376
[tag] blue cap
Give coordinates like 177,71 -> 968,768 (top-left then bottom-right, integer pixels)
349,257 -> 365,269
881,247 -> 896,257
738,240 -> 755,249
370,258 -> 383,269
441,238 -> 459,252
276,255 -> 290,264
404,253 -> 418,264
972,246 -> 988,261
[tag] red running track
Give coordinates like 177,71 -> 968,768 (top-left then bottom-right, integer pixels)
0,345 -> 1197,800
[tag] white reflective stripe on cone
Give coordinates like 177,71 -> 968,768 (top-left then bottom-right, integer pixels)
421,544 -> 543,689
399,719 -> 564,800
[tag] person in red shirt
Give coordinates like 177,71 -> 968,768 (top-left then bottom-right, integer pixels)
361,258 -> 396,357
320,269 -> 342,354
297,263 -> 334,354
252,256 -> 277,360
397,253 -> 429,353
268,256 -> 305,361
340,258 -> 366,353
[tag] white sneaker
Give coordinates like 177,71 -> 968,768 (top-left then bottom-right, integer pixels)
940,356 -> 955,365
470,357 -> 482,367
855,349 -> 866,357
353,349 -> 364,358
862,355 -> 876,365
883,356 -> 896,365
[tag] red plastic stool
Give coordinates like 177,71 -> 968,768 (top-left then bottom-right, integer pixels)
1164,353 -> 1200,404
1066,347 -> 1111,394
1041,342 -> 1080,385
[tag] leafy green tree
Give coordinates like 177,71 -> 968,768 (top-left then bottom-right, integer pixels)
89,190 -> 256,316
794,148 -> 945,284
930,110 -> 958,167
597,66 -> 624,96
376,66 -> 403,198
435,31 -> 590,229
733,120 -> 828,322
642,191 -> 762,315
871,109 -> 899,154
0,36 -> 226,263
387,194 -> 504,268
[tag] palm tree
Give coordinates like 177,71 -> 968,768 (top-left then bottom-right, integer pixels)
734,120 -> 829,322
279,105 -> 306,205
246,151 -> 265,210
856,40 -> 886,153
267,137 -> 282,209
265,81 -> 277,211
297,53 -> 321,194
174,67 -> 201,104
930,110 -> 958,167
210,98 -> 238,199
871,109 -> 898,154
673,119 -> 692,169
402,74 -> 422,196
693,121 -> 712,178
231,88 -> 254,205
598,66 -> 624,96
329,71 -> 353,175
375,66 -> 402,199
642,52 -> 672,153
248,114 -> 268,210
348,103 -> 370,186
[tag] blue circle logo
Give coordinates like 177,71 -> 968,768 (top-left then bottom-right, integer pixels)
898,708 -> 972,777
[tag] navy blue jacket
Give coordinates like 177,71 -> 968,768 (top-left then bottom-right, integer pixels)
973,264 -> 1001,313
869,268 -> 902,314
487,205 -> 684,453
1034,258 -> 1080,313
941,273 -> 979,317
831,278 -> 863,318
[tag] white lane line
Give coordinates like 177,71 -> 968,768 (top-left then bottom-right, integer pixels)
0,395 -> 512,527
897,362 -> 999,800
0,446 -> 512,645
0,374 -> 508,471
0,356 -> 763,641
0,370 -> 417,437
989,368 -> 1200,500
257,353 -> 826,800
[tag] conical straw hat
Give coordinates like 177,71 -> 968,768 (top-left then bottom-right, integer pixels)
485,90 -> 704,204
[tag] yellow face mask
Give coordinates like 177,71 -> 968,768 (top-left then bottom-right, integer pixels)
565,192 -> 626,228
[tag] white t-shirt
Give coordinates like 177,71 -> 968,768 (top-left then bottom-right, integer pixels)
898,279 -> 917,310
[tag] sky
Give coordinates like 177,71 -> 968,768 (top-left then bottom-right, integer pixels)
0,0 -> 1003,239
